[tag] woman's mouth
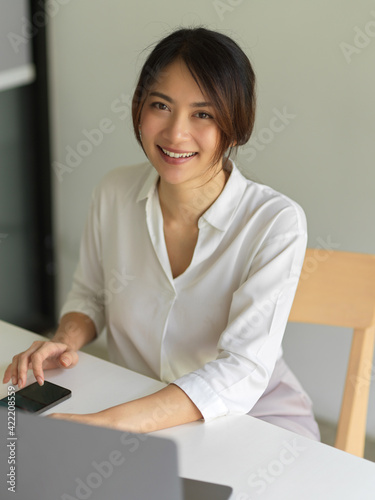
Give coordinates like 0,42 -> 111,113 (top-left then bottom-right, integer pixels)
157,145 -> 198,164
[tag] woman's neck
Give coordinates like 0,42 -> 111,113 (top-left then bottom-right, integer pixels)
158,166 -> 230,227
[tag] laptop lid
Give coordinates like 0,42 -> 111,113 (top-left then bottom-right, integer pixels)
0,408 -> 232,500
0,408 -> 182,500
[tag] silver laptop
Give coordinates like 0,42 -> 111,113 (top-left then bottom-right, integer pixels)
0,408 -> 232,500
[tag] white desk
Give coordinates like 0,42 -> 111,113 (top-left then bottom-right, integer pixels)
1,320 -> 374,499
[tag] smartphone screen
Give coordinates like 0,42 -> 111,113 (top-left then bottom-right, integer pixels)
0,381 -> 72,414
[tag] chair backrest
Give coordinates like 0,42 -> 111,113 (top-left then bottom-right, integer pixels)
288,248 -> 375,457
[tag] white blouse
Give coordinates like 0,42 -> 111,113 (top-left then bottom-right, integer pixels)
60,160 -> 307,422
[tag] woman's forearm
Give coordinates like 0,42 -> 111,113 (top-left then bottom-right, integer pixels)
103,384 -> 203,432
52,312 -> 97,351
51,384 -> 203,433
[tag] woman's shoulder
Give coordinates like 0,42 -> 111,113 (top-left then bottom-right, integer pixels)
234,165 -> 307,235
93,161 -> 155,201
98,161 -> 152,188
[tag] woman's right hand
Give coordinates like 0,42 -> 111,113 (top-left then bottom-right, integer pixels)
2,340 -> 79,389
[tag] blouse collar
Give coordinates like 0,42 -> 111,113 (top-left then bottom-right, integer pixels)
136,159 -> 248,232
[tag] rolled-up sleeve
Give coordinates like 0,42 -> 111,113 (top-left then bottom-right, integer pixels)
59,187 -> 106,337
174,204 -> 307,421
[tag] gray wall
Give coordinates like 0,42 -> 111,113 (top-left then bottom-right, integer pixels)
47,0 -> 375,437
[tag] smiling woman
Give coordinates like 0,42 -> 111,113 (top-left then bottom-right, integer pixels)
139,59 -> 224,189
132,27 -> 256,171
3,27 -> 320,442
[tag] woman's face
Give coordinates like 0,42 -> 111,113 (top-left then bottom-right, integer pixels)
139,59 -> 222,188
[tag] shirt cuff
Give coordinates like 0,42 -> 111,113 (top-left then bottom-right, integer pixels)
173,372 -> 229,422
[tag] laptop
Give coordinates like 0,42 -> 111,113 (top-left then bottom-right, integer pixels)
0,408 -> 232,500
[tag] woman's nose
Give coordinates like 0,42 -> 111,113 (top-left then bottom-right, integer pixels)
163,113 -> 190,142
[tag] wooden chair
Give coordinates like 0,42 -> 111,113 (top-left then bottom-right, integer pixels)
288,248 -> 375,457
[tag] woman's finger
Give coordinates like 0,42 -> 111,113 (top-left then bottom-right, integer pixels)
29,342 -> 74,384
29,344 -> 76,384
58,350 -> 79,370
3,341 -> 79,388
16,341 -> 46,388
2,361 -> 16,385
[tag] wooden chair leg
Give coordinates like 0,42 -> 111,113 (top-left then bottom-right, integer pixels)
335,326 -> 375,457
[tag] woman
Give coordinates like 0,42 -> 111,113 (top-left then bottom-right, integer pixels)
3,27 -> 320,440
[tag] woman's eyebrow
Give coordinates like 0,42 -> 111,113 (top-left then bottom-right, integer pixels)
149,91 -> 213,108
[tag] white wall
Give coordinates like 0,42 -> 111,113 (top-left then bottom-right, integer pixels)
47,0 -> 375,438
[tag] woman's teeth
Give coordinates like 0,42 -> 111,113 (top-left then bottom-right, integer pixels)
161,147 -> 197,158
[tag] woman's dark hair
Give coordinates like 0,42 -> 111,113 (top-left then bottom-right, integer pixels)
132,27 -> 256,168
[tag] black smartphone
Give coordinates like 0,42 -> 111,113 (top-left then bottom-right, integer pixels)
0,381 -> 72,414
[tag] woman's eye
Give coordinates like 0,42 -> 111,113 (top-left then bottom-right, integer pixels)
152,102 -> 169,111
195,112 -> 213,120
